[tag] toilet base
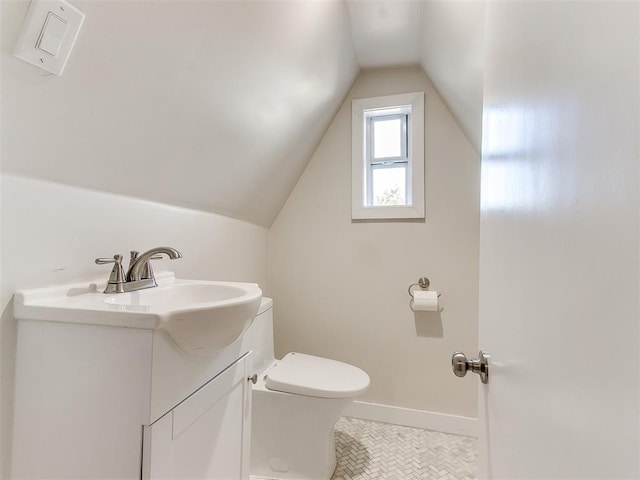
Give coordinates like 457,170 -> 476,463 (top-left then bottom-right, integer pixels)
250,382 -> 351,480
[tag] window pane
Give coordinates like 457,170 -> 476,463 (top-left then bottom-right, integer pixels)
372,166 -> 406,206
373,117 -> 402,159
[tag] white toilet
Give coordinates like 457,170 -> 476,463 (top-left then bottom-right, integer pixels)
242,298 -> 370,480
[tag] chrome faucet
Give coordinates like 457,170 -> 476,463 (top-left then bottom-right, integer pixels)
95,246 -> 182,293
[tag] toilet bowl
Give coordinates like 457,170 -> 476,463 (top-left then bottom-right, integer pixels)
242,298 -> 369,480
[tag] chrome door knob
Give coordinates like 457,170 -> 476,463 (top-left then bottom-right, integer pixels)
451,351 -> 490,384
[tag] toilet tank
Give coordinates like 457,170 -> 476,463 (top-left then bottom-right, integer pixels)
240,297 -> 274,373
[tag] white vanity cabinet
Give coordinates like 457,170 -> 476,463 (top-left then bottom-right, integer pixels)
11,319 -> 253,480
142,353 -> 252,480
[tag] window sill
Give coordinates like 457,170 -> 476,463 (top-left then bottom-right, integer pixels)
351,204 -> 424,221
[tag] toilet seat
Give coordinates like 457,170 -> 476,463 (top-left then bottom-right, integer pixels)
265,352 -> 370,399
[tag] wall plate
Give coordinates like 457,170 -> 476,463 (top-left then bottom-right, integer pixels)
13,0 -> 85,76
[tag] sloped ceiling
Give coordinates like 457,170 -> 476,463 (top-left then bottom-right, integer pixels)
347,0 -> 485,153
2,0 -> 359,227
420,1 -> 485,152
2,0 -> 483,227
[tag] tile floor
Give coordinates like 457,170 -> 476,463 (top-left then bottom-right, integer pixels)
331,417 -> 477,480
252,417 -> 478,480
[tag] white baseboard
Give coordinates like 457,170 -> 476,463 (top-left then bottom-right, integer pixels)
343,400 -> 478,437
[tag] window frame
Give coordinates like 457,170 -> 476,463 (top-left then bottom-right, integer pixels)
352,92 -> 425,220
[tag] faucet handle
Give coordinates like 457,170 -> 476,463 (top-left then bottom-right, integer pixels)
95,255 -> 126,293
95,254 -> 123,266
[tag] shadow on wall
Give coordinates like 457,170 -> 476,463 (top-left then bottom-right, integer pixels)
413,311 -> 443,338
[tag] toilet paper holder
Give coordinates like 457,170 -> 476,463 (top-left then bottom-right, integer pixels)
408,277 -> 435,298
408,277 -> 441,312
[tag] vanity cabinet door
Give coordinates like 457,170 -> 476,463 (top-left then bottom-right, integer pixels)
142,353 -> 252,480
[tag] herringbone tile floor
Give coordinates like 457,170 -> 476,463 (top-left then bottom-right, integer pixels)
331,417 -> 477,480
252,416 -> 477,480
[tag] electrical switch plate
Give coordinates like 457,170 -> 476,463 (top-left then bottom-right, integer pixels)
36,12 -> 68,56
13,0 -> 85,76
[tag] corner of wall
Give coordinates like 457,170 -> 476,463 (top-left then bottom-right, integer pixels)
267,65 -> 481,419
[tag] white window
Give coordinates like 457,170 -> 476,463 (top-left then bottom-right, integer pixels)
352,92 -> 424,220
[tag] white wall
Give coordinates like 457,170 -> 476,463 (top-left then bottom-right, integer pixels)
268,66 -> 480,421
0,175 -> 268,479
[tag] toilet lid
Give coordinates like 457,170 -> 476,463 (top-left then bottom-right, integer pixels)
264,352 -> 370,399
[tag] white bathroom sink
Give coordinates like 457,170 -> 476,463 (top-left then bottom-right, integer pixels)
13,272 -> 262,355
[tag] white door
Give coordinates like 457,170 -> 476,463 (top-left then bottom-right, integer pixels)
476,2 -> 639,478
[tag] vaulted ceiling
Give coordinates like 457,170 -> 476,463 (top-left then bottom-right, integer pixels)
2,0 -> 484,227
347,0 -> 485,152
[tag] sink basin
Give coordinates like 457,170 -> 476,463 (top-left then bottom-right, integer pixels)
104,283 -> 249,307
13,272 -> 262,355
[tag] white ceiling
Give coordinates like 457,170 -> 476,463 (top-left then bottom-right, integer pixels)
3,0 -> 484,227
347,1 -> 424,67
347,0 -> 485,152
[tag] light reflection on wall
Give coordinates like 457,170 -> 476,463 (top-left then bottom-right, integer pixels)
481,105 -> 536,212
